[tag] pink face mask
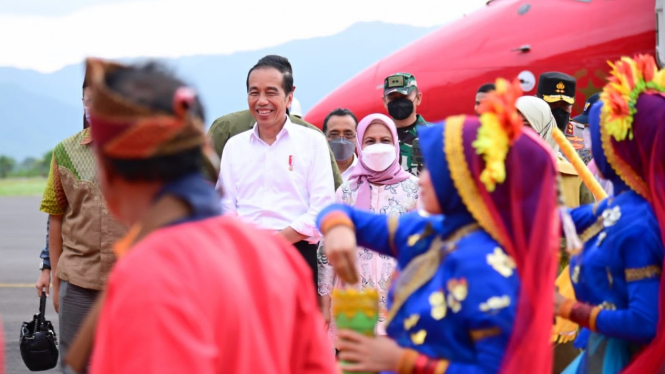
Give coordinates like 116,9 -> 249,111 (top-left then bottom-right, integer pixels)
360,143 -> 396,172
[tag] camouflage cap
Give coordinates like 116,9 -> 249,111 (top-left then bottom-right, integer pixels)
384,73 -> 417,96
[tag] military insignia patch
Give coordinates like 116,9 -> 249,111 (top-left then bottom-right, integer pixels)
388,75 -> 404,87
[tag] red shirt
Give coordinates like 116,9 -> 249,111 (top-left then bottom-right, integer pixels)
91,216 -> 337,374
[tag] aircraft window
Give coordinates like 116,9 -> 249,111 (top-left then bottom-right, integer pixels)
518,4 -> 530,14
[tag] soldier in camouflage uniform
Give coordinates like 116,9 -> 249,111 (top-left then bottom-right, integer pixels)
537,72 -> 592,164
382,73 -> 430,176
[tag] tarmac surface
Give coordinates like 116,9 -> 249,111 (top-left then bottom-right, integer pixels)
0,196 -> 60,374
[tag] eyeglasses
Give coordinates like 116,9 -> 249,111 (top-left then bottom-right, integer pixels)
81,99 -> 91,105
327,133 -> 356,141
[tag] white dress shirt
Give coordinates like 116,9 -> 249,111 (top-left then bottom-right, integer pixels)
340,155 -> 358,183
217,117 -> 335,243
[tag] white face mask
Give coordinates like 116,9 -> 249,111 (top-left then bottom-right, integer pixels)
582,127 -> 592,151
361,143 -> 396,172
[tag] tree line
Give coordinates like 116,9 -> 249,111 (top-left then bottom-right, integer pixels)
0,150 -> 53,179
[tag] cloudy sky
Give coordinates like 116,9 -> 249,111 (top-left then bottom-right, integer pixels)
0,0 -> 487,73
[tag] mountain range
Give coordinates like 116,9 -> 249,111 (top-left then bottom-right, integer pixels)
0,21 -> 438,160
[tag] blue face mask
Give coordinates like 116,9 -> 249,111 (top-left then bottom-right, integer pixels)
329,138 -> 356,161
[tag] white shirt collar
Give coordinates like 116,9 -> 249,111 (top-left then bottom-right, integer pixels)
250,114 -> 293,143
350,154 -> 358,167
340,154 -> 359,182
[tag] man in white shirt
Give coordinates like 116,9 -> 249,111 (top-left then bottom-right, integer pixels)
322,108 -> 358,183
217,55 -> 335,292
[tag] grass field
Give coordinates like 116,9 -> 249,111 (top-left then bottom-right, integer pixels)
0,177 -> 47,196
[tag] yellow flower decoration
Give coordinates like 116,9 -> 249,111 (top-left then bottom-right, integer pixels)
473,78 -> 524,192
479,295 -> 511,312
429,291 -> 447,320
404,314 -> 420,330
486,247 -> 516,277
411,329 -> 427,345
600,54 -> 665,141
447,278 -> 468,301
447,294 -> 462,313
446,278 -> 468,314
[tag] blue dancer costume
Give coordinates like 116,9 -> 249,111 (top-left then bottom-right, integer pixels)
318,82 -> 560,374
560,67 -> 665,373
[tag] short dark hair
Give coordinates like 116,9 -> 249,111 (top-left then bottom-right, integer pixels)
102,61 -> 205,182
246,55 -> 294,95
477,83 -> 496,93
322,108 -> 358,134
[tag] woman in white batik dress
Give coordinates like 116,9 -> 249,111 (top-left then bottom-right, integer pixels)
318,113 -> 419,347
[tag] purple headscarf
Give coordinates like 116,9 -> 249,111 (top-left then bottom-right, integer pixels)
347,113 -> 412,210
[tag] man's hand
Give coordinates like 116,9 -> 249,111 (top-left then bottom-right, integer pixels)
36,269 -> 51,297
52,277 -> 61,313
278,227 -> 308,244
324,225 -> 358,284
48,214 -> 63,314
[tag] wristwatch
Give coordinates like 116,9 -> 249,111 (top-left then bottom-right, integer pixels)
39,261 -> 51,271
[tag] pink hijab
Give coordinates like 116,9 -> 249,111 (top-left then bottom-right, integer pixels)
347,113 -> 412,210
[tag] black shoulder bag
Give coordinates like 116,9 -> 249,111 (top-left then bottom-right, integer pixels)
20,292 -> 59,371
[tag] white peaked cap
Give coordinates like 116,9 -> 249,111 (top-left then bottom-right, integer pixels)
290,97 -> 303,118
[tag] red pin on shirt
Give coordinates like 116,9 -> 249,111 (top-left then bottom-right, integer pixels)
289,155 -> 293,171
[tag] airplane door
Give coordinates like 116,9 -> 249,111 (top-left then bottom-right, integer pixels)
658,0 -> 665,66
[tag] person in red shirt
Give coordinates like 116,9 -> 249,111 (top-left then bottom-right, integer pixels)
73,58 -> 336,374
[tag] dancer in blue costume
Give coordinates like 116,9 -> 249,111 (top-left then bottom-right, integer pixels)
317,79 -> 560,374
555,55 -> 665,374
